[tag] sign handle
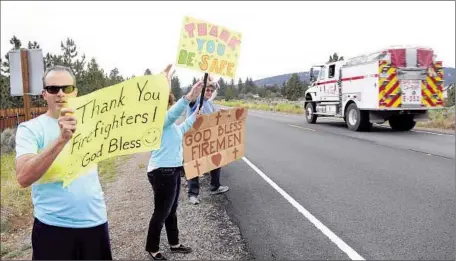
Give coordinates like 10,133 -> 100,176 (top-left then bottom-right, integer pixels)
198,72 -> 209,110
20,49 -> 31,121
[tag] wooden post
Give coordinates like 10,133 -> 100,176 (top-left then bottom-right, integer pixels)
20,49 -> 31,121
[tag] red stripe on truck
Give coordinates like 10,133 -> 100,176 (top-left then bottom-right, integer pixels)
316,80 -> 337,85
342,76 -> 365,81
315,74 -> 379,85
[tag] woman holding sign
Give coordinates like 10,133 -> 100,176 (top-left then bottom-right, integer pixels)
145,68 -> 203,260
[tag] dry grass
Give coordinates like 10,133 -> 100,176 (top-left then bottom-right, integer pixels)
215,99 -> 304,114
0,153 -> 32,234
417,106 -> 455,130
0,152 -> 34,260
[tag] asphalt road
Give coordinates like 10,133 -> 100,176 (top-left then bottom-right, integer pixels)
218,109 -> 455,260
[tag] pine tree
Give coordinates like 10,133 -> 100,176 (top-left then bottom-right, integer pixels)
229,78 -> 238,99
1,35 -> 22,74
82,57 -> 107,95
237,78 -> 244,96
171,76 -> 182,100
27,41 -> 40,49
109,68 -> 124,86
328,52 -> 344,62
59,38 -> 86,79
225,87 -> 233,101
10,36 -> 22,49
60,38 -> 78,68
218,77 -> 227,97
281,81 -> 287,97
285,73 -> 303,101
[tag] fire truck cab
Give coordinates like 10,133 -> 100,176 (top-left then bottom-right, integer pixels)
304,46 -> 445,131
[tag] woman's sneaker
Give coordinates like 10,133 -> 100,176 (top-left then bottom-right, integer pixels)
148,252 -> 166,260
210,185 -> 229,195
170,244 -> 193,254
189,196 -> 200,205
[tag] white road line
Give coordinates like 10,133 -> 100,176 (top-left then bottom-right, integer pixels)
289,124 -> 316,131
410,129 -> 454,136
242,156 -> 365,261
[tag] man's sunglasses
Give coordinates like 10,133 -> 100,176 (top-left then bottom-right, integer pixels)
45,85 -> 76,94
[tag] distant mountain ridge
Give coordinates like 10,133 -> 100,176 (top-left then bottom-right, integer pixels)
254,67 -> 456,87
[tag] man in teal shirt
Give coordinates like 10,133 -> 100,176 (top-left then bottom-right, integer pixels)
185,81 -> 229,205
15,65 -> 111,260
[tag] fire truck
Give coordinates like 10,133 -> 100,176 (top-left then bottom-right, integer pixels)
304,46 -> 445,131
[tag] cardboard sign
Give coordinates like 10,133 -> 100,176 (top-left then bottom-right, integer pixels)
37,74 -> 170,187
175,16 -> 242,79
183,107 -> 247,179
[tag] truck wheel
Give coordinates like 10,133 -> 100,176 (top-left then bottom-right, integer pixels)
389,115 -> 416,131
345,103 -> 370,131
305,102 -> 317,124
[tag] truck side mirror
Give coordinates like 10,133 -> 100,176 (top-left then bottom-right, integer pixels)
310,68 -> 314,82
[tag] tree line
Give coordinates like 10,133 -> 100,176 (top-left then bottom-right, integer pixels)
0,35 -> 314,110
179,74 -> 309,101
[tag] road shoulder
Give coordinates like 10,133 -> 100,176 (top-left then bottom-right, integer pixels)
2,153 -> 252,260
105,152 -> 253,260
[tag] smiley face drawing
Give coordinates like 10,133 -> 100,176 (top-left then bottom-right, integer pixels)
142,128 -> 161,147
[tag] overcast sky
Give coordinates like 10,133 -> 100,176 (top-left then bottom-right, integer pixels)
1,1 -> 455,86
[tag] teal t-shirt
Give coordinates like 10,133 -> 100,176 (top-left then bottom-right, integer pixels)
15,114 -> 107,228
147,97 -> 197,172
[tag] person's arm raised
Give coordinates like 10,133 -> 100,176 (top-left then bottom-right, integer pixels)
15,108 -> 76,188
163,80 -> 203,127
163,96 -> 191,127
178,107 -> 200,134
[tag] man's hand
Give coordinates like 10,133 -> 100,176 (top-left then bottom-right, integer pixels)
16,108 -> 76,188
185,80 -> 203,102
58,108 -> 77,142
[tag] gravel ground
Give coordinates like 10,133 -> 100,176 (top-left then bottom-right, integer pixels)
105,152 -> 253,260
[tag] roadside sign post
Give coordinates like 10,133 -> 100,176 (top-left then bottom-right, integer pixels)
9,48 -> 44,121
20,49 -> 31,121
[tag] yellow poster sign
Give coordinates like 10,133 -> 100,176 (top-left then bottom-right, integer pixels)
39,75 -> 170,187
175,16 -> 242,79
182,107 -> 247,180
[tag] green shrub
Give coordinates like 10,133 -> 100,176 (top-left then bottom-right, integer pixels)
1,128 -> 16,154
